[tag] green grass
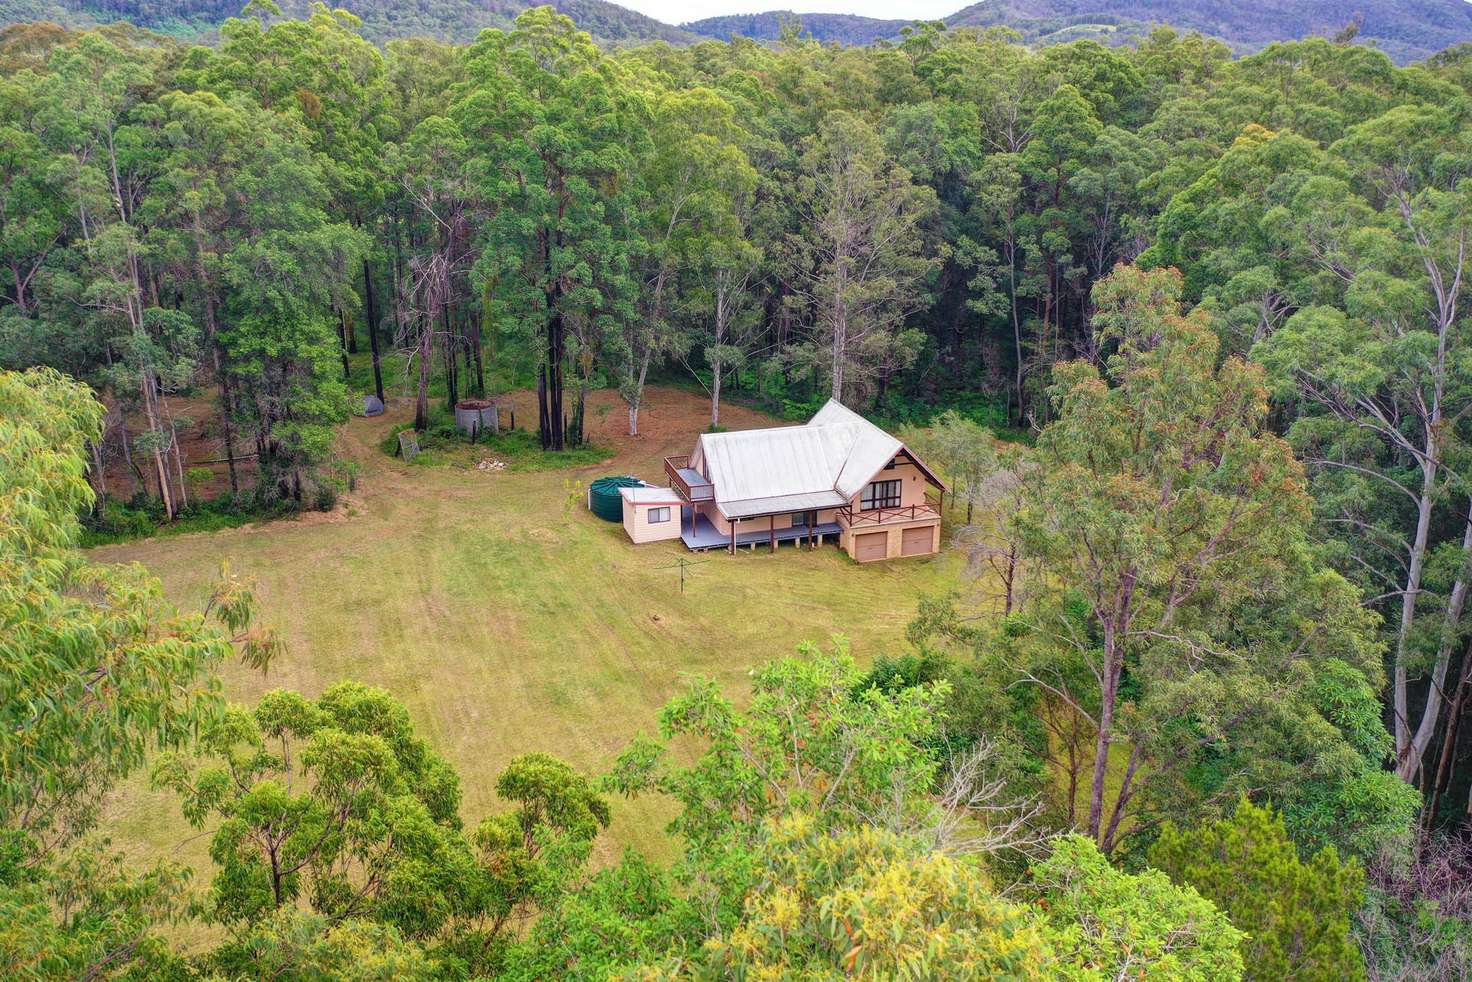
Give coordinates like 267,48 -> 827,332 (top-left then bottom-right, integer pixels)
79,496 -> 302,548
380,416 -> 614,473
90,386 -> 963,916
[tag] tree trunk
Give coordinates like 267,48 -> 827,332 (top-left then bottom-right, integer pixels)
1395,466 -> 1439,767
1087,640 -> 1121,842
213,345 -> 240,496
710,357 -> 723,429
140,374 -> 175,519
363,258 -> 384,404
1425,641 -> 1471,833
443,304 -> 458,412
469,311 -> 485,398
1401,495 -> 1472,782
337,309 -> 351,381
830,304 -> 846,404
414,317 -> 431,432
628,350 -> 651,437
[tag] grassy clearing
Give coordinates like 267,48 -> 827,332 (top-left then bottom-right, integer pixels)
92,385 -> 964,909
380,413 -> 614,473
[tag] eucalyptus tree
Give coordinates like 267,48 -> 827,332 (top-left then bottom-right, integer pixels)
0,366 -> 277,979
457,8 -> 644,451
393,114 -> 478,431
1007,265 -> 1413,856
790,111 -> 936,405
1254,102 -> 1472,786
619,83 -> 756,436
33,34 -> 190,515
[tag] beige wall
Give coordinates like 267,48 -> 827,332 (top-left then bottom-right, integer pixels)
705,507 -> 840,537
623,499 -> 683,544
839,517 -> 940,562
849,461 -> 930,510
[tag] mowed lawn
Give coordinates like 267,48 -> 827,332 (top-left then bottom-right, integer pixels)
92,385 -> 963,883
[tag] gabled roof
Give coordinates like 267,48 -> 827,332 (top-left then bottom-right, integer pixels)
693,399 -> 946,519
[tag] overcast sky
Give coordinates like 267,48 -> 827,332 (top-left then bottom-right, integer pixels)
621,0 -> 962,26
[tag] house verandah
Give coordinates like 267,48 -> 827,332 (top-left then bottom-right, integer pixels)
674,501 -> 844,553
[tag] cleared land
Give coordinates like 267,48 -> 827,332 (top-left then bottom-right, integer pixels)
92,385 -> 962,888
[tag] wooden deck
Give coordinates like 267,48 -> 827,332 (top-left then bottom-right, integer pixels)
680,510 -> 841,552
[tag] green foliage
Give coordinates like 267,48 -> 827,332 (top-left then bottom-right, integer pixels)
0,368 -> 275,849
153,683 -> 468,932
1001,265 -> 1400,856
0,834 -> 193,981
1030,834 -> 1246,981
0,366 -> 280,979
1149,798 -> 1367,982
656,815 -> 1056,980
155,681 -> 610,976
78,493 -> 298,546
379,414 -> 613,472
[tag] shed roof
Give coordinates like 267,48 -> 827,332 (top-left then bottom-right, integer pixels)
620,486 -> 686,506
694,399 -> 946,519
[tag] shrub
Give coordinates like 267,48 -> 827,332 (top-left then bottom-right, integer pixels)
1148,798 -> 1367,982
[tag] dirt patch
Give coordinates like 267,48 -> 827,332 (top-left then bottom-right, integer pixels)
488,386 -> 793,479
98,384 -> 780,512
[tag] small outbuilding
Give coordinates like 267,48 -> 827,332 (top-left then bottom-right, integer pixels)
619,486 -> 684,543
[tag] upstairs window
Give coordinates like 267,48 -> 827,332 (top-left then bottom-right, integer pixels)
860,479 -> 901,510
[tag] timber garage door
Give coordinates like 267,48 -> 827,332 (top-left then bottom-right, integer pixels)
901,525 -> 935,557
854,531 -> 888,562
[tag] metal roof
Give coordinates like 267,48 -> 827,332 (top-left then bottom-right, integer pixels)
620,486 -> 686,506
693,399 -> 943,520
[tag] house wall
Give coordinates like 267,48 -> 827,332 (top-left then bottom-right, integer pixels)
623,499 -> 683,544
839,517 -> 940,562
703,506 -> 842,537
851,461 -> 930,509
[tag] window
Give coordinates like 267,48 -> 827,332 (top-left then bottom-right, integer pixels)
860,479 -> 901,510
790,510 -> 816,528
648,506 -> 671,524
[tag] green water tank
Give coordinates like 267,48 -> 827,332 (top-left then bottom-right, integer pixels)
588,475 -> 644,522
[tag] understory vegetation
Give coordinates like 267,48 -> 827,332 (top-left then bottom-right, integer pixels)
2,5 -> 1472,980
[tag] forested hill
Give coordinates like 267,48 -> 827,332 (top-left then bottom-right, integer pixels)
945,0 -> 1472,64
681,11 -> 909,46
0,0 -> 701,43
685,0 -> 1472,63
5,0 -> 1472,58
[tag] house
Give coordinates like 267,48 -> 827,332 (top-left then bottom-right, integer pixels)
619,399 -> 947,562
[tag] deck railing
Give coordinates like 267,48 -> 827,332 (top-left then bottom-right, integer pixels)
664,455 -> 714,502
837,502 -> 940,527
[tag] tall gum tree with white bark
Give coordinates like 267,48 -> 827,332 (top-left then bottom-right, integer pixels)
1010,264 -> 1404,855
791,111 -> 937,405
619,84 -> 755,436
1254,102 -> 1472,785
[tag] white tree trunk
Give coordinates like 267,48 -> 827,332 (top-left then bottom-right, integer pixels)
1400,495 -> 1472,781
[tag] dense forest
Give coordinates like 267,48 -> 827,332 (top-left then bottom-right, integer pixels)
3,7 -> 1472,979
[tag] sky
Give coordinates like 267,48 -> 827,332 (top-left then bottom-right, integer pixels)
618,0 -> 963,26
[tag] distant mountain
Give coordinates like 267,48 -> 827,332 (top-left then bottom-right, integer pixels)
686,0 -> 1472,63
2,0 -> 1470,62
944,0 -> 1472,64
682,11 -> 909,46
0,0 -> 701,45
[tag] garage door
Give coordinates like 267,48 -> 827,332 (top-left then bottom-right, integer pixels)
901,525 -> 935,557
854,531 -> 888,562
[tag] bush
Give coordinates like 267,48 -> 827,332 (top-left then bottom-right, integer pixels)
1148,798 -> 1367,982
312,482 -> 338,512
79,493 -> 295,547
